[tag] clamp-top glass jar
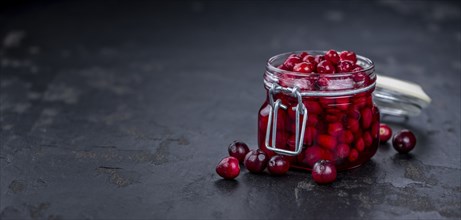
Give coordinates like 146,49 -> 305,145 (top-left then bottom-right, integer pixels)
258,51 -> 379,171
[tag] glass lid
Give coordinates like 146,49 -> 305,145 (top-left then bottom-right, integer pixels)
373,74 -> 431,117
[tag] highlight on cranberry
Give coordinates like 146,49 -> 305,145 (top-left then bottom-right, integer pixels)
228,141 -> 250,163
216,156 -> 240,180
379,124 -> 393,143
244,149 -> 270,173
267,155 -> 290,175
392,130 -> 416,153
312,160 -> 337,184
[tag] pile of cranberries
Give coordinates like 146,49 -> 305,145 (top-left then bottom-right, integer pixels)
216,140 -> 337,184
279,50 -> 361,74
275,50 -> 370,91
379,124 -> 417,153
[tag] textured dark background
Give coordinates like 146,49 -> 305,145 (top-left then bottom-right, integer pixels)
1,0 -> 460,219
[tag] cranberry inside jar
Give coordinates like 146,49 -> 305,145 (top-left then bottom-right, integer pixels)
258,50 -> 379,171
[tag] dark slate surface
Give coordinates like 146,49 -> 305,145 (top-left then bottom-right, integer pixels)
0,1 -> 460,219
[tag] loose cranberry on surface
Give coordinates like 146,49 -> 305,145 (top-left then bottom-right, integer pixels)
325,50 -> 340,65
392,130 -> 416,153
228,141 -> 250,163
312,160 -> 337,184
317,60 -> 336,74
293,62 -> 316,73
379,124 -> 393,143
267,155 -> 290,175
336,60 -> 354,73
244,149 -> 269,173
216,157 -> 240,179
283,56 -> 302,70
339,51 -> 357,64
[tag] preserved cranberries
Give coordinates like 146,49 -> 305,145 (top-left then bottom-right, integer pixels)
259,50 -> 379,171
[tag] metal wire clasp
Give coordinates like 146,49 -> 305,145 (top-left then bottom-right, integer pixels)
265,84 -> 308,156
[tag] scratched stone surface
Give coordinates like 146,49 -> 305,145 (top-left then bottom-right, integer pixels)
0,1 -> 460,219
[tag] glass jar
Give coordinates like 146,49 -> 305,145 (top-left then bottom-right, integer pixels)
258,50 -> 379,171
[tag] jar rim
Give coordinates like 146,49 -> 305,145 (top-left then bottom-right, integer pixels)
266,50 -> 375,77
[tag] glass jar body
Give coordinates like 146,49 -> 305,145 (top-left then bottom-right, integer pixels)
258,90 -> 380,171
258,50 -> 379,171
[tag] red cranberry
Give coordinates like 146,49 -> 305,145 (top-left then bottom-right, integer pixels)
339,51 -> 357,64
299,52 -> 309,58
283,56 -> 302,70
348,110 -> 361,122
314,55 -> 325,63
328,122 -> 343,136
392,130 -> 416,153
303,126 -> 315,146
302,55 -> 317,65
354,138 -> 365,152
361,108 -> 372,129
325,50 -> 340,65
335,97 -> 350,111
317,60 -> 336,74
287,134 -> 296,148
351,65 -> 364,72
267,155 -> 290,175
379,123 -> 393,143
277,64 -> 289,70
316,76 -> 329,88
347,119 -> 360,132
293,62 -> 315,73
216,156 -> 240,179
371,122 -> 379,139
319,97 -> 335,108
312,160 -> 337,184
336,144 -> 351,159
301,146 -> 324,167
336,60 -> 354,73
339,130 -> 354,144
304,100 -> 322,114
318,134 -> 337,150
307,114 -> 319,126
363,131 -> 373,147
353,72 -> 370,88
322,150 -> 334,162
348,149 -> 359,162
228,141 -> 250,163
244,149 -> 269,173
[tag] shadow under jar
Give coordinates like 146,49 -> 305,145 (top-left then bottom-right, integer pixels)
258,51 -> 380,171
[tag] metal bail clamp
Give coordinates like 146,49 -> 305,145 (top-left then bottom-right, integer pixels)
265,84 -> 308,156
